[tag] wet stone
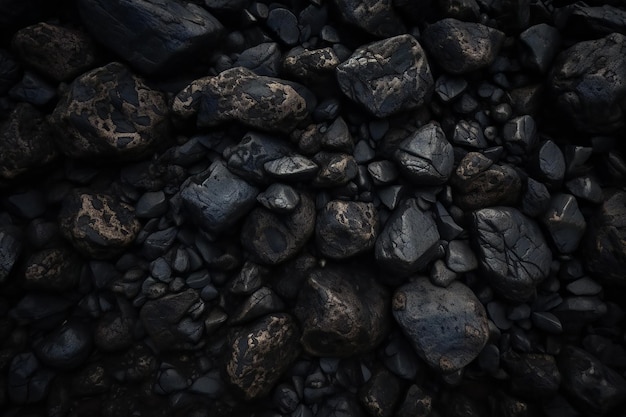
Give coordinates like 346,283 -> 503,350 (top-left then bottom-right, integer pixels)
393,278 -> 489,373
0,226 -> 22,284
172,67 -> 315,133
501,351 -> 561,401
518,23 -> 561,73
257,183 -> 300,213
59,192 -> 141,259
34,320 -> 93,369
78,0 -> 223,74
452,120 -> 488,149
223,313 -> 300,400
229,286 -> 285,325
566,277 -> 602,296
529,140 -> 566,186
336,34 -> 433,118
422,18 -> 505,74
295,266 -> 389,357
471,207 -> 552,302
135,191 -> 167,218
521,177 -> 550,218
50,62 -> 171,160
234,42 -> 282,77
487,300 -> 512,330
6,189 -> 46,219
367,160 -> 398,185
316,200 -> 378,259
531,312 -> 563,334
375,199 -> 440,276
312,152 -> 358,187
264,155 -> 319,181
394,123 -> 454,186
331,0 -> 405,37
142,226 -> 177,260
541,194 -> 586,254
445,240 -> 478,273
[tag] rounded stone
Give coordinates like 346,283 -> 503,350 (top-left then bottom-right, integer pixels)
33,321 -> 93,369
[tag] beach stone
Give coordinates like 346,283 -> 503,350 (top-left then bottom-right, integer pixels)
541,194 -> 586,254
0,226 -> 22,284
331,0 -> 405,37
34,320 -> 93,369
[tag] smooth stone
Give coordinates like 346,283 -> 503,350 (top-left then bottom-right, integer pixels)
531,312 -> 563,334
519,23 -> 561,73
445,240 -> 478,273
367,160 -> 398,185
566,277 -> 602,296
135,191 -> 167,218
540,194 -> 586,254
429,259 -> 457,287
565,175 -> 603,203
530,140 -> 566,186
266,8 -> 299,46
234,42 -> 282,77
331,0 -> 405,37
34,320 -> 92,369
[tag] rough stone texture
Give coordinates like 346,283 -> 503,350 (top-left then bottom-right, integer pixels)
59,192 -> 140,259
422,18 -> 505,74
295,266 -> 390,357
316,200 -> 379,259
225,132 -> 292,185
0,226 -> 22,284
471,207 -> 552,302
550,33 -> 626,134
50,62 -> 171,160
172,67 -> 315,133
392,278 -> 489,373
283,47 -> 340,84
331,0 -> 406,37
336,35 -> 433,118
77,0 -> 223,74
0,103 -> 57,181
223,313 -> 300,400
12,22 -> 97,81
242,193 -> 315,265
501,351 -> 561,401
23,247 -> 81,291
584,190 -> 626,286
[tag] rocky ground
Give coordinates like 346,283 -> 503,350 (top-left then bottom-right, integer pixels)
1,0 -> 626,416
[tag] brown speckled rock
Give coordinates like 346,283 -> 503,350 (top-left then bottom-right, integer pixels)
50,62 -> 170,160
59,192 -> 140,259
223,313 -> 300,400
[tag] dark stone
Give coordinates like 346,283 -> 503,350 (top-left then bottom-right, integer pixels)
172,67 -> 315,133
550,33 -> 626,134
502,351 -> 561,400
34,320 -> 93,369
223,313 -> 300,400
471,207 -> 552,302
266,8 -> 299,46
422,18 -> 505,74
357,367 -> 401,417
433,202 -> 463,240
393,122 -> 454,185
396,385 -> 432,417
375,199 -> 440,276
435,75 -> 468,102
565,175 -> 603,204
23,247 -> 81,292
273,383 -> 299,413
229,286 -> 285,325
367,160 -> 398,185
257,183 -> 301,213
10,293 -> 73,323
0,226 -> 21,284
380,332 -> 421,380
318,394 -> 365,417
430,259 -> 457,287
78,0 -> 223,74
529,140 -> 566,186
502,115 -> 538,156
452,120 -> 488,149
295,266 -> 390,357
393,278 -> 489,373
142,227 -> 177,260
11,22 -> 97,81
6,189 -> 46,219
563,4 -> 626,37
331,0 -> 405,37
312,152 -> 358,187
181,161 -> 259,235
531,312 -> 563,334
540,194 -> 586,254
566,277 -> 602,296
50,62 -> 171,160
225,132 -> 292,184
8,71 -> 56,106
487,300 -> 512,330
242,193 -> 315,265
264,155 -> 319,181
553,297 -> 607,330
0,49 -> 20,94
8,352 -> 55,404
234,42 -> 282,77
336,34 -> 433,118
135,191 -> 167,218
521,177 -> 550,218
283,47 -> 340,84
518,23 -> 560,73
59,192 -> 141,259
316,200 -> 378,259
445,240 -> 478,273
94,312 -> 134,351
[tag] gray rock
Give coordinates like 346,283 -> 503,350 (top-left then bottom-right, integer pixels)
541,194 -> 586,254
267,8 -> 299,46
565,175 -> 603,203
367,160 -> 398,185
566,277 -> 602,296
502,115 -> 538,156
331,0 -> 405,37
393,123 -> 454,185
257,183 -> 301,213
34,320 -> 93,369
181,161 -> 259,235
435,75 -> 468,102
172,67 -> 315,133
518,23 -> 561,73
530,140 -> 566,186
433,202 -> 464,240
78,0 -> 223,74
223,313 -> 300,400
471,207 -> 552,302
264,155 -> 319,181
312,152 -> 358,187
234,42 -> 282,77
375,199 -> 440,276
392,278 -> 489,373
0,226 -> 21,284
225,131 -> 293,184
445,240 -> 478,273
135,191 -> 167,218
336,34 -> 433,118
422,18 -> 504,74
316,200 -> 378,259
521,177 -> 551,217
429,259 -> 457,288
50,62 -> 171,160
283,47 -> 340,84
189,370 -> 223,398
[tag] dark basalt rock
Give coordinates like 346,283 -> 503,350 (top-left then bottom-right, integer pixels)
33,320 -> 93,369
8,352 -> 55,404
501,351 -> 561,401
172,66 -> 316,133
294,266 -> 390,357
22,247 -> 81,291
357,367 -> 401,417
518,23 -> 561,74
331,0 -> 406,38
471,207 -> 552,302
283,47 -> 340,84
223,313 -> 300,401
540,193 -> 586,254
0,226 -> 21,284
94,312 -> 134,352
336,34 -> 433,118
58,192 -> 141,259
50,62 -> 171,160
77,0 -> 224,74
392,278 -> 489,373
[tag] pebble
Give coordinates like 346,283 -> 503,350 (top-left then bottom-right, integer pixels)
136,191 -> 167,218
445,240 -> 478,273
266,8 -> 300,46
518,23 -> 561,73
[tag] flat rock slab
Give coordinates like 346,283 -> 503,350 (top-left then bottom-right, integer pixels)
172,66 -> 315,133
392,279 -> 489,373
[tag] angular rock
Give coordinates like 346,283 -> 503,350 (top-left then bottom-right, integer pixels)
565,175 -> 603,204
375,199 -> 440,276
223,313 -> 300,400
358,367 -> 401,417
264,155 -> 319,181
331,0 -> 405,37
336,34 -> 433,118
34,320 -> 93,369
172,67 -> 315,133
8,352 -> 55,404
181,161 -> 259,235
312,152 -> 358,187
229,286 -> 284,325
422,18 -> 505,74
521,177 -> 550,217
518,23 -> 560,73
78,0 -> 223,74
59,192 -> 140,259
541,194 -> 586,254
502,115 -> 538,156
452,120 -> 487,149
50,62 -> 170,160
242,193 -> 315,265
316,200 -> 378,259
257,183 -> 301,213
234,42 -> 282,77
471,207 -> 552,302
225,132 -> 292,184
0,226 -> 21,284
563,4 -> 626,37
295,266 -> 389,357
501,351 -> 561,400
392,278 -> 489,373
11,22 -> 97,81
393,123 -> 454,185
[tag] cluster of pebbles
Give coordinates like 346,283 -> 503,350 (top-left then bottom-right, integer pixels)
1,0 -> 626,416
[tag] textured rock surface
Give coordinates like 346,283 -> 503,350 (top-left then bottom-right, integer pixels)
331,0 -> 405,37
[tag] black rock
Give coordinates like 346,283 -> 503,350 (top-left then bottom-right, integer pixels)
393,278 -> 489,373
94,312 -> 134,352
395,384 -> 432,417
471,207 -> 552,302
0,226 -> 21,284
10,293 -> 73,324
312,152 -> 358,187
257,183 -> 301,213
135,191 -> 168,218
445,240 -> 478,273
521,177 -> 550,218
375,199 -> 440,276
540,193 -> 586,254
78,0 -> 223,74
529,140 -> 566,186
266,8 -> 300,46
566,277 -> 602,296
223,313 -> 300,400
531,312 -> 563,334
264,155 -> 319,181
229,286 -> 284,325
34,320 -> 93,369
562,4 -> 626,37
367,160 -> 398,185
318,394 -> 365,417
50,62 -> 171,160
502,115 -> 538,156
518,23 -> 560,73
357,367 -> 401,417
336,34 -> 433,118
565,175 -> 603,204
452,120 -> 488,149
8,352 -> 55,404
422,18 -> 505,74
430,259 -> 457,288
0,49 -> 20,94
435,75 -> 468,102
225,131 -> 292,184
23,247 -> 81,291
331,0 -> 405,37
502,351 -> 561,401
295,266 -> 390,357
234,42 -> 282,77
283,47 -> 340,84
553,296 -> 607,330
8,71 -> 56,106
315,200 -> 378,259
